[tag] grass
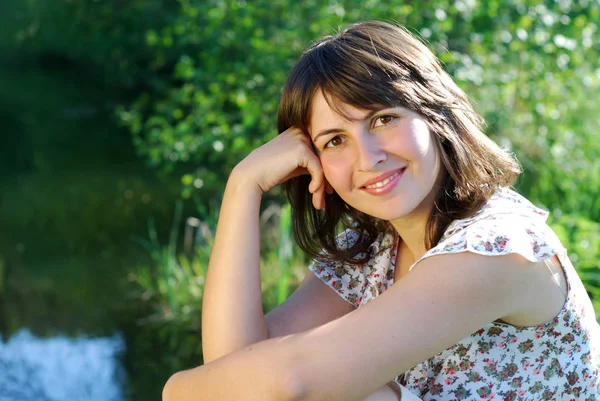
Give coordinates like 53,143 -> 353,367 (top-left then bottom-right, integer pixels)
129,201 -> 307,330
123,201 -> 306,400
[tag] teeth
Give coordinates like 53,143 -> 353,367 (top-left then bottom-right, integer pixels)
365,171 -> 401,189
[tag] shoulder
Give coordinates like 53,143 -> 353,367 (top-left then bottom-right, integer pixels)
405,244 -> 559,334
411,251 -> 537,308
405,188 -> 569,322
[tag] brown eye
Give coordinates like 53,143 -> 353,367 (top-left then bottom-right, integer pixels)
373,115 -> 396,128
325,135 -> 345,148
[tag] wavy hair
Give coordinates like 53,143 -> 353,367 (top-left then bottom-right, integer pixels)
277,21 -> 521,263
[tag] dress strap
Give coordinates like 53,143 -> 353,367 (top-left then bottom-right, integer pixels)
544,257 -> 567,297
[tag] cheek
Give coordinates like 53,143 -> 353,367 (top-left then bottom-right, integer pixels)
406,119 -> 434,157
419,135 -> 442,183
381,118 -> 432,160
320,154 -> 353,189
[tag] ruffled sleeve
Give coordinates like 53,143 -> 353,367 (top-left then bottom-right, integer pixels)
417,214 -> 566,265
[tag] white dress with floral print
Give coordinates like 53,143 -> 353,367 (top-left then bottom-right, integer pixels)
308,188 -> 600,400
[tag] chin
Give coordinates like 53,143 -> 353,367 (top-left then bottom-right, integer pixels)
363,197 -> 428,222
361,206 -> 413,221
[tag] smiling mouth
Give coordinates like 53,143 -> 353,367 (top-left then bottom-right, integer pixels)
363,168 -> 406,189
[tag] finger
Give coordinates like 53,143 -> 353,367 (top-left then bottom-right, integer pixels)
312,185 -> 326,210
284,166 -> 311,181
309,175 -> 324,196
324,180 -> 334,195
302,154 -> 325,194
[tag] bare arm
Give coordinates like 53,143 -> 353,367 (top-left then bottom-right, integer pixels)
201,127 -> 327,363
164,336 -> 300,401
173,126 -> 407,400
164,329 -> 403,401
201,174 -> 268,363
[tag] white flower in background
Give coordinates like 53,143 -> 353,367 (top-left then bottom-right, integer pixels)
213,140 -> 224,152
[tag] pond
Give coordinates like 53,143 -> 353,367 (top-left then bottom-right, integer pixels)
0,61 -> 188,401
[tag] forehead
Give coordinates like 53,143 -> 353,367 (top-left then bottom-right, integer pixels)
309,91 -> 372,131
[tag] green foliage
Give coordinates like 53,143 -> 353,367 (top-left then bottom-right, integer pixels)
549,214 -> 600,317
0,59 -> 184,339
0,254 -> 4,294
131,202 -> 209,328
277,203 -> 293,304
117,0 -> 600,221
5,0 -> 177,88
124,202 -> 209,399
130,205 -> 305,372
0,0 -> 189,340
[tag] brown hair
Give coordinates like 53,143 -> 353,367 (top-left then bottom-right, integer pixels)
277,21 -> 521,264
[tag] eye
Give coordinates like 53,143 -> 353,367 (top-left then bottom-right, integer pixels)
324,135 -> 346,149
373,115 -> 397,128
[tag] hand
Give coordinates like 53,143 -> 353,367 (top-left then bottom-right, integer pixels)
232,127 -> 331,209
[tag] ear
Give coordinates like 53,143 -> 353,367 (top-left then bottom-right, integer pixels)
324,180 -> 334,195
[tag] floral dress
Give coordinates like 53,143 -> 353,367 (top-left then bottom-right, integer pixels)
308,188 -> 600,400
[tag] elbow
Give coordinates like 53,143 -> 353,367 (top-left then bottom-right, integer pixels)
283,374 -> 307,401
162,371 -> 183,401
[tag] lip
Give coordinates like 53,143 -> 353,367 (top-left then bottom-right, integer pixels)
359,167 -> 406,196
360,168 -> 406,188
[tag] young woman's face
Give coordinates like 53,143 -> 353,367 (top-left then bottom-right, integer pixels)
308,91 -> 442,222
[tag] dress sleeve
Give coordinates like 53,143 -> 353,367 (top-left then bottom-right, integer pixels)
423,216 -> 566,263
307,229 -> 366,308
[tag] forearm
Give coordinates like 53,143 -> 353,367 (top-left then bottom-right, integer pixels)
201,170 -> 269,363
164,337 -> 298,401
165,333 -> 404,401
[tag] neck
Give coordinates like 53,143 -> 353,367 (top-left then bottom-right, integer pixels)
389,212 -> 429,261
388,186 -> 440,261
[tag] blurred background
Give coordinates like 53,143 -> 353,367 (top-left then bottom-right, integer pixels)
0,0 -> 598,400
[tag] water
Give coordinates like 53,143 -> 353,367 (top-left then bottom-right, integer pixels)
0,329 -> 125,401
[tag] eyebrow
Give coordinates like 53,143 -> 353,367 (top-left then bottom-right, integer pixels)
312,109 -> 381,142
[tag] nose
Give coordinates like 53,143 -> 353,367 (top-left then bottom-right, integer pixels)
356,131 -> 386,171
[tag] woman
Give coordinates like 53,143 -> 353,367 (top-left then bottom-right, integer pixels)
163,21 -> 600,401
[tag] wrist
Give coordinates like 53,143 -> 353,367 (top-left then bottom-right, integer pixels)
228,166 -> 264,197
